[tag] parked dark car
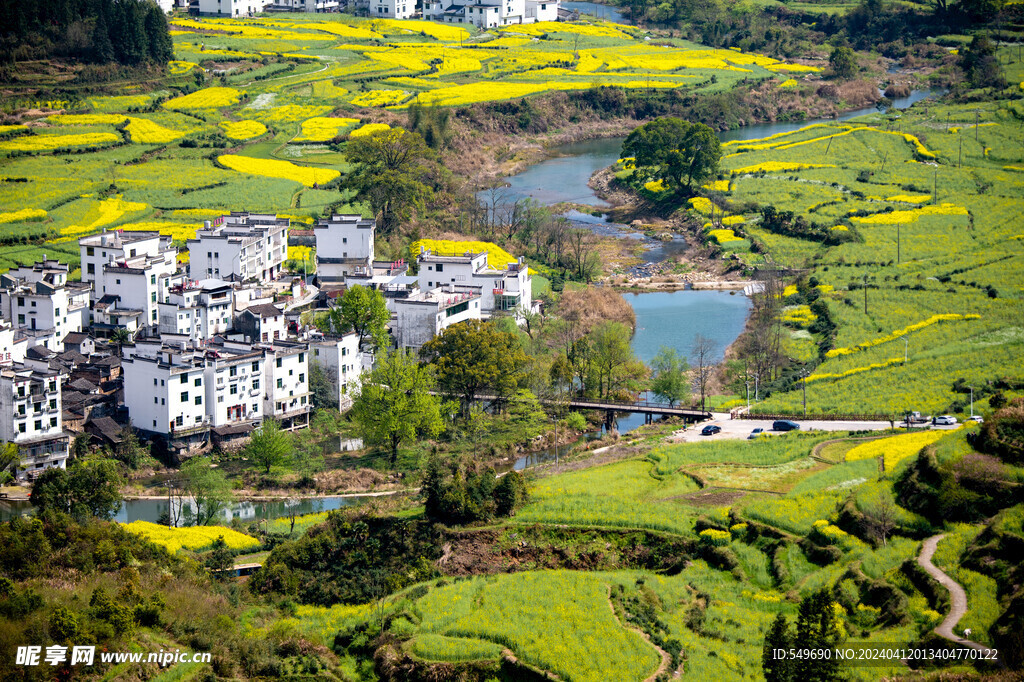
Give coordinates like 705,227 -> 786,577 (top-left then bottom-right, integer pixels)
701,425 -> 722,436
772,420 -> 801,432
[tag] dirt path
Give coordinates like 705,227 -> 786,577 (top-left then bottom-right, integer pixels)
605,586 -> 672,682
917,534 -> 1001,664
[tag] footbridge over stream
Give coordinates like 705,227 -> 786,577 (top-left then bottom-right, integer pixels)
460,394 -> 712,427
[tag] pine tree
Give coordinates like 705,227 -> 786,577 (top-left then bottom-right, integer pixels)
762,613 -> 795,682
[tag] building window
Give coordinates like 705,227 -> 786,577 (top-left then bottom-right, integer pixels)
50,417 -> 57,427
49,399 -> 56,410
437,263 -> 444,272
253,380 -> 260,390
86,247 -> 94,256
34,420 -> 42,431
252,361 -> 259,372
299,373 -> 305,383
195,378 -> 202,387
176,415 -> 183,427
276,357 -> 282,368
276,378 -> 283,389
18,423 -> 25,433
87,263 -> 95,275
195,396 -> 202,405
154,378 -> 158,386
230,385 -> 237,395
298,352 -> 304,362
229,366 -> 237,377
180,392 -> 188,402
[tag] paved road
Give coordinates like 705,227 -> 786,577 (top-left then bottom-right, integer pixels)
668,415 -> 895,443
917,534 -> 1000,663
667,414 -> 965,443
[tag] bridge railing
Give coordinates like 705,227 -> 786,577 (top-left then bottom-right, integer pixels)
734,412 -> 894,422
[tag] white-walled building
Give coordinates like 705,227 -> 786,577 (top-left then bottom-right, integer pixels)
79,230 -> 171,290
393,285 -> 482,349
310,332 -> 361,410
370,0 -> 413,18
187,213 -> 289,283
313,214 -> 375,284
196,0 -> 265,16
157,280 -> 234,343
122,347 -> 209,438
203,343 -> 265,429
416,249 -> 533,323
0,365 -> 69,481
93,255 -> 180,333
424,0 -> 558,27
0,321 -> 28,366
0,260 -> 90,351
260,340 -> 310,429
236,303 -> 287,343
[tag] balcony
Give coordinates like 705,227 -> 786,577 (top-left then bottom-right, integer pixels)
169,419 -> 211,437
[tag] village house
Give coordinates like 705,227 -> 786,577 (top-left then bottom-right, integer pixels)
0,259 -> 91,352
393,284 -> 482,350
416,248 -> 534,323
309,332 -> 362,410
0,364 -> 69,481
187,212 -> 289,283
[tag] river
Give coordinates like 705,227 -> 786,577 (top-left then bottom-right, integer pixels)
0,493 -> 377,525
498,88 -> 940,449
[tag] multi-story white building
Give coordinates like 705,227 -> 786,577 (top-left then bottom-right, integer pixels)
0,320 -> 28,366
157,280 -> 235,343
0,365 -> 69,481
260,340 -> 310,429
313,214 -> 375,284
92,255 -> 181,333
309,332 -> 361,410
236,303 -> 287,343
0,259 -> 90,352
370,0 -> 413,18
203,342 -> 265,429
416,248 -> 533,323
196,0 -> 265,16
122,346 -> 210,438
424,0 -> 558,27
187,213 -> 288,283
393,284 -> 482,349
79,230 -> 171,290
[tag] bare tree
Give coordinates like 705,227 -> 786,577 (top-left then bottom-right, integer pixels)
692,334 -> 718,412
862,495 -> 898,547
566,228 -> 600,282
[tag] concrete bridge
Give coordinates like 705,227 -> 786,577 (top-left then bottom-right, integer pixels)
462,393 -> 712,426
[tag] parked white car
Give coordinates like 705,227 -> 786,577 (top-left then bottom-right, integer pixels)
933,415 -> 958,426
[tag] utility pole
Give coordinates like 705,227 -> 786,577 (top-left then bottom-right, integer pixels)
970,386 -> 974,418
933,167 -> 937,204
801,370 -> 808,417
975,110 -> 980,142
745,380 -> 750,410
863,273 -> 869,315
897,223 -> 901,263
958,131 -> 962,168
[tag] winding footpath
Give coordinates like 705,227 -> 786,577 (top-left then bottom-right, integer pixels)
916,534 -> 1001,665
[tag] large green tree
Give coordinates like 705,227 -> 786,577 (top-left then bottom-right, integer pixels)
650,346 -> 690,407
178,456 -> 233,526
339,285 -> 390,349
350,349 -> 445,465
31,460 -> 122,521
345,127 -> 439,235
590,321 -> 647,400
828,46 -> 857,80
245,419 -> 292,475
621,117 -> 721,191
420,320 -> 529,417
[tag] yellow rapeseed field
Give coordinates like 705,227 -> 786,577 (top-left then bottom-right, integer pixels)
845,430 -> 951,470
349,122 -> 391,137
0,208 -> 47,224
294,117 -> 360,141
219,119 -> 268,140
163,87 -> 242,110
123,520 -> 259,554
351,89 -> 409,107
218,154 -> 340,187
49,113 -> 127,125
0,132 -> 120,152
126,117 -> 185,144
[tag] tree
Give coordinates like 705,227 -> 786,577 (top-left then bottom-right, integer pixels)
0,441 -> 19,479
114,425 -> 147,470
420,320 -> 529,417
30,461 -> 123,521
621,117 -> 721,191
829,46 -> 857,80
109,327 -> 132,357
350,349 -> 445,465
590,321 -> 645,400
204,536 -> 234,581
861,493 -> 898,547
493,470 -> 528,517
339,285 -> 390,349
345,127 -> 439,235
178,456 -> 232,526
794,588 -> 845,681
651,346 -> 691,407
762,612 -> 795,682
245,419 -> 292,475
691,334 -> 718,412
959,34 -> 1006,89
308,360 -> 336,412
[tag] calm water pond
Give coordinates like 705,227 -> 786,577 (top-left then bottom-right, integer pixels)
562,1 -> 628,22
